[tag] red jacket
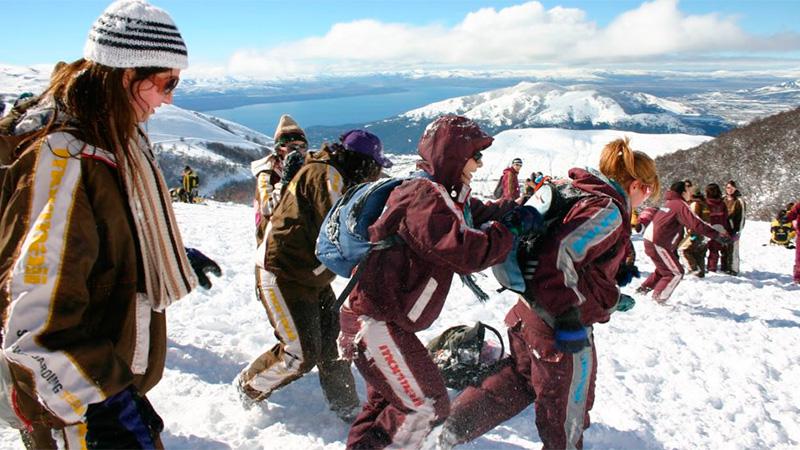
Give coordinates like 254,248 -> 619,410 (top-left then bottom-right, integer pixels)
645,191 -> 720,250
706,197 -> 732,234
527,168 -> 632,325
500,167 -> 520,200
347,117 -> 515,332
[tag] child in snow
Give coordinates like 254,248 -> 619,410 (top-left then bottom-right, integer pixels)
679,188 -> 711,277
337,115 -> 536,449
237,130 -> 391,422
769,209 -> 795,248
439,137 -> 660,450
723,180 -> 746,275
783,202 -> 800,283
705,183 -> 732,272
0,1 -> 221,448
640,181 -> 729,303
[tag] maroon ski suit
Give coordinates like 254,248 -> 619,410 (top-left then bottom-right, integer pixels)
445,168 -> 632,450
641,191 -> 721,302
785,202 -> 800,282
705,197 -> 731,272
338,116 -> 515,450
500,166 -> 521,200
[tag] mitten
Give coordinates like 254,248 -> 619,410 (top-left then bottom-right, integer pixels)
615,263 -> 640,287
185,247 -> 222,289
500,206 -> 542,236
615,293 -> 636,312
553,307 -> 590,354
85,386 -> 164,449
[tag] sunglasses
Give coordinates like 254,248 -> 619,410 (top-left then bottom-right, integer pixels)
472,151 -> 483,162
151,75 -> 180,96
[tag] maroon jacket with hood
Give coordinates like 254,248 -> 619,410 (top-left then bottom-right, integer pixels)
346,116 -> 515,332
645,190 -> 721,250
522,168 -> 632,326
706,197 -> 732,234
501,166 -> 520,200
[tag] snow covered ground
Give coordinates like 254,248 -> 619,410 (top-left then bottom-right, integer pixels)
2,197 -> 797,450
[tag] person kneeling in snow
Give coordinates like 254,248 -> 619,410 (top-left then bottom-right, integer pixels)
237,129 -> 391,422
337,115 -> 535,449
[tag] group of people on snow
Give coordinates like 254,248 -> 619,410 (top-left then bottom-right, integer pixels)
0,1 -> 797,450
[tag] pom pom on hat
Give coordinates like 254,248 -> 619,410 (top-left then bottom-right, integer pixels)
84,0 -> 188,69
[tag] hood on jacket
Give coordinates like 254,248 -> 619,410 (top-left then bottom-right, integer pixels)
568,167 -> 628,208
663,190 -> 685,203
416,115 -> 493,198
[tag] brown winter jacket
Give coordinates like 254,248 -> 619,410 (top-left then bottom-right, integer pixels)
724,193 -> 746,235
0,132 -> 166,427
264,146 -> 347,286
346,116 -> 515,332
524,168 -> 631,326
645,191 -> 721,251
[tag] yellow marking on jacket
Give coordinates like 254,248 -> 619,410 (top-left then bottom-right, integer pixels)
268,288 -> 297,341
23,148 -> 70,284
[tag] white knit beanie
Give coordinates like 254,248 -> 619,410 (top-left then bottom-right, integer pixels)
83,0 -> 188,69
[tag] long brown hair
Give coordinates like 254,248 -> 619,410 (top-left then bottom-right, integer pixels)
26,58 -> 167,172
599,137 -> 661,199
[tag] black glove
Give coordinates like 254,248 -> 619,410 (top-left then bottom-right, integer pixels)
714,233 -> 733,246
185,247 -> 222,289
85,386 -> 164,449
553,307 -> 590,354
500,206 -> 543,236
615,263 -> 640,287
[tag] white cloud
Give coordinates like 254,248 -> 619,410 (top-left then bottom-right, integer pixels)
226,0 -> 800,77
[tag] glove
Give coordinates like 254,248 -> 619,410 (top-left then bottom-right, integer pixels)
615,293 -> 636,312
714,233 -> 733,246
185,247 -> 222,289
553,307 -> 590,354
500,205 -> 542,236
615,263 -> 640,287
85,386 -> 164,449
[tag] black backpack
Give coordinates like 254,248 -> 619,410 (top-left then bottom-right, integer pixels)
426,322 -> 505,390
492,177 -> 504,199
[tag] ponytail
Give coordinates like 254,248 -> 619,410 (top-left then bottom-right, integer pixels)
599,137 -> 660,200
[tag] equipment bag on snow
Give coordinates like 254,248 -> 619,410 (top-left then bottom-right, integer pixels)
426,322 -> 505,391
491,180 -> 591,293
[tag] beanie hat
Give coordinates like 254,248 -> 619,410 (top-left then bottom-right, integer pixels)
512,158 -> 523,165
341,130 -> 392,168
84,0 -> 188,69
274,114 -> 306,144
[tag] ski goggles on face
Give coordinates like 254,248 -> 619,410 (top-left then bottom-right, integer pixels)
152,75 -> 180,96
472,151 -> 483,162
280,141 -> 308,152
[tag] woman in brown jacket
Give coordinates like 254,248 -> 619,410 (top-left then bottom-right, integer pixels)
0,1 -> 217,448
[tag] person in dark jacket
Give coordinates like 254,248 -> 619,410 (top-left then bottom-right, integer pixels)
338,115 -> 529,449
237,130 -> 391,422
640,181 -> 729,303
783,202 -> 800,283
705,183 -> 732,272
723,180 -> 746,275
0,1 -> 219,448
679,188 -> 711,277
438,137 -> 660,450
180,165 -> 199,203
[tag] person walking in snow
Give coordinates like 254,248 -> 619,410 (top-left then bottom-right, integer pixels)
499,157 -> 523,200
782,202 -> 800,283
438,137 -> 660,450
722,180 -> 746,275
337,115 -> 535,449
250,114 -> 308,243
0,1 -> 221,448
180,165 -> 199,203
679,187 -> 711,277
705,183 -> 732,273
639,181 -> 730,303
237,129 -> 392,422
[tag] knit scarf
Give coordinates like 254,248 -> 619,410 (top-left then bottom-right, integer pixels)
121,132 -> 197,311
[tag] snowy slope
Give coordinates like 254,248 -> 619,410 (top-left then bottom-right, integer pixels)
400,82 -> 713,135
1,148 -> 798,449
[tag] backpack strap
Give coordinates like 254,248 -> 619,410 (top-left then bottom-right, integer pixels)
327,234 -> 404,311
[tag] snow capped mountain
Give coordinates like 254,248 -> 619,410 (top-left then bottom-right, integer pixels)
681,79 -> 800,126
400,81 -> 713,135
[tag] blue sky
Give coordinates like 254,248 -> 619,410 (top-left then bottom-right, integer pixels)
3,0 -> 799,76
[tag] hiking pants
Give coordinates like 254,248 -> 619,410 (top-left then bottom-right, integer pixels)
679,236 -> 706,274
238,269 -> 358,412
722,240 -> 741,274
707,240 -> 725,272
339,311 -> 449,450
794,237 -> 800,282
642,240 -> 684,302
446,300 -> 595,449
